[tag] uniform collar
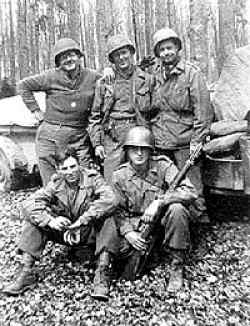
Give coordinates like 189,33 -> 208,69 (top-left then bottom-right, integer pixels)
126,160 -> 159,184
159,58 -> 184,81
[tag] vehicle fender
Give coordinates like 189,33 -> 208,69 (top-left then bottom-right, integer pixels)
0,135 -> 28,170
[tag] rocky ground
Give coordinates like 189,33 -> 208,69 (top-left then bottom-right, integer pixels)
0,189 -> 249,326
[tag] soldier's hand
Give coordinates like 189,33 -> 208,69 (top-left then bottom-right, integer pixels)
63,229 -> 80,246
48,216 -> 71,231
141,199 -> 163,223
67,215 -> 89,230
33,110 -> 44,124
138,56 -> 155,71
95,145 -> 106,160
125,231 -> 147,252
190,142 -> 202,155
103,67 -> 115,85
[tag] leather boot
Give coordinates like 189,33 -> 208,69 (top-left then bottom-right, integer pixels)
2,268 -> 37,296
167,249 -> 185,293
92,251 -> 112,301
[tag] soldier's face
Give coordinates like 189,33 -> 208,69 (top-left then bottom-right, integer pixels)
59,50 -> 80,72
58,156 -> 80,185
158,40 -> 179,65
112,47 -> 133,71
127,146 -> 150,168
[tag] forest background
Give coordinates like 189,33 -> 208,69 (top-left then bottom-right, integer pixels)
0,0 -> 249,98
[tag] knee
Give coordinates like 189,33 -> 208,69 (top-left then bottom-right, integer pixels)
168,203 -> 188,216
162,203 -> 189,226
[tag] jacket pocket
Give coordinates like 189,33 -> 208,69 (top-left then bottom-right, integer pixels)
168,85 -> 190,112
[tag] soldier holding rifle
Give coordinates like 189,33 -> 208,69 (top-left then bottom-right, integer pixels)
92,126 -> 198,300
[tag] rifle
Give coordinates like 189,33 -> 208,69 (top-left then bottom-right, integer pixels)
122,143 -> 203,281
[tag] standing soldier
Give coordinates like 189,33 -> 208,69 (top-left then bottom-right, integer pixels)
151,28 -> 213,221
88,34 -> 157,182
18,38 -> 101,185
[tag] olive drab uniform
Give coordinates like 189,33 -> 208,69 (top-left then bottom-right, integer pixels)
18,38 -> 101,185
151,28 -> 213,220
107,156 -> 197,257
18,169 -> 117,258
89,66 -> 156,182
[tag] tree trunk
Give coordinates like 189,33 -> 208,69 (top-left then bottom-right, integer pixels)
67,0 -> 81,43
144,0 -> 151,56
218,0 -> 235,73
9,0 -> 16,82
46,0 -> 55,69
234,0 -> 248,47
189,0 -> 210,75
96,0 -> 114,70
130,0 -> 140,62
17,0 -> 29,79
155,0 -> 167,30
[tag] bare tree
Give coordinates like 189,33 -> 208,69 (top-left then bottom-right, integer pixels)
218,0 -> 235,73
189,0 -> 210,75
8,0 -> 16,82
67,0 -> 81,43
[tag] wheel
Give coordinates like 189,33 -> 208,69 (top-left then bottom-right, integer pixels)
0,149 -> 12,192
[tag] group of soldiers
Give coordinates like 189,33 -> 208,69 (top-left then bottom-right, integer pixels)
2,27 -> 213,301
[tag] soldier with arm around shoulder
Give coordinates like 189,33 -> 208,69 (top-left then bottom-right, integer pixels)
88,34 -> 157,182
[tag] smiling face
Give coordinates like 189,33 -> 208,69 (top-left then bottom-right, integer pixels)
58,50 -> 81,72
158,39 -> 179,65
127,146 -> 150,169
111,46 -> 133,71
57,156 -> 80,185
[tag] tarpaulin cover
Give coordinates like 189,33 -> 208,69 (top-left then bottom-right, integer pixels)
0,92 -> 45,127
213,44 -> 250,121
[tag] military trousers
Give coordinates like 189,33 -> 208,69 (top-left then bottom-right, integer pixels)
98,203 -> 191,260
156,147 -> 208,222
36,121 -> 93,186
18,217 -> 118,259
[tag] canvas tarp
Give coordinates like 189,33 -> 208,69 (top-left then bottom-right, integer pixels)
0,92 -> 45,127
212,44 -> 250,121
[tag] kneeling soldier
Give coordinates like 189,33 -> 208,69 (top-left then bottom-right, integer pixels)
2,147 -> 117,296
110,126 -> 197,293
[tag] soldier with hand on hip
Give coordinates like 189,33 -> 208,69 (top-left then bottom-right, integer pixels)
18,38 -> 101,185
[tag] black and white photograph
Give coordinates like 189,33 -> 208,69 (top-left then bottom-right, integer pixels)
0,0 -> 249,325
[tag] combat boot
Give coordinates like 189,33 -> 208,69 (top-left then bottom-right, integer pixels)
92,251 -> 112,301
167,249 -> 185,293
2,268 -> 37,296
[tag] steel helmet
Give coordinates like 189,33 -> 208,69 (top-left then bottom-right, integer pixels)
107,34 -> 135,63
54,38 -> 83,67
153,28 -> 182,57
123,126 -> 155,149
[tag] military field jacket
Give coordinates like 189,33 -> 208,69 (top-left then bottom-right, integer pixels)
152,60 -> 213,150
22,169 -> 117,228
112,156 -> 197,236
18,66 -> 101,128
88,66 -> 157,147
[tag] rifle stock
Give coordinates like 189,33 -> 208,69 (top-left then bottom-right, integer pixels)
122,143 -> 203,280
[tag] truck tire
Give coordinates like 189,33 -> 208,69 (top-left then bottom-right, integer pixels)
0,149 -> 12,191
0,136 -> 28,192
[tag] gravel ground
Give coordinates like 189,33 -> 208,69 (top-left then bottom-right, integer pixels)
0,189 -> 249,326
